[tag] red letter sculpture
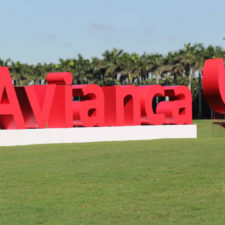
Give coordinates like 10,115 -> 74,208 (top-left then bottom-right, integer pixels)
156,86 -> 192,124
0,67 -> 25,129
72,84 -> 104,127
202,58 -> 225,114
138,85 -> 166,125
102,85 -> 141,126
46,72 -> 73,128
0,66 -> 194,129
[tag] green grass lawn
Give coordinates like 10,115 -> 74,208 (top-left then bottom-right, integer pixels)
0,120 -> 225,225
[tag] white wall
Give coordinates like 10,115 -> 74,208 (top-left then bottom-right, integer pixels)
0,125 -> 197,146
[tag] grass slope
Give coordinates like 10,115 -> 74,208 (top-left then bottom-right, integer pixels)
0,120 -> 225,225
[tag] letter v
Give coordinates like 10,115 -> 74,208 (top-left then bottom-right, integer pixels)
25,85 -> 56,128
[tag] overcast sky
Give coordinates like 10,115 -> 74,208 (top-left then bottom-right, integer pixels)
1,0 -> 225,64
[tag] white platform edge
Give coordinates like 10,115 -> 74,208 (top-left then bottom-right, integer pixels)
0,125 -> 197,146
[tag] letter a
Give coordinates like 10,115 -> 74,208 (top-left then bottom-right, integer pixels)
0,67 -> 25,129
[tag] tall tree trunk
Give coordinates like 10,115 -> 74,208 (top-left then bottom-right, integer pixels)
156,71 -> 159,85
112,73 -> 115,85
188,74 -> 192,90
187,68 -> 192,90
137,77 -> 140,86
174,73 -> 178,85
102,73 -> 105,86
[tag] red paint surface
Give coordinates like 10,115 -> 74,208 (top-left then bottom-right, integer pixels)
203,58 -> 225,114
0,67 -> 193,129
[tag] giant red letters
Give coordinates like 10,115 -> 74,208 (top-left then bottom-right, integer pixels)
0,67 -> 193,129
16,85 -> 56,128
46,73 -> 73,128
156,86 -> 192,124
103,85 -> 141,126
202,58 -> 225,114
72,84 -> 104,127
138,85 -> 166,125
0,68 -> 25,129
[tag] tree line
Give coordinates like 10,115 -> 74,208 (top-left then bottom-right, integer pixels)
1,43 -> 225,119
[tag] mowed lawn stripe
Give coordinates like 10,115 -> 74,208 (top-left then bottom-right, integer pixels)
0,120 -> 224,225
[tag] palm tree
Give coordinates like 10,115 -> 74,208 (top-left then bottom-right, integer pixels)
117,52 -> 131,84
178,43 -> 198,90
0,58 -> 11,67
101,48 -> 123,85
192,43 -> 206,118
147,54 -> 164,85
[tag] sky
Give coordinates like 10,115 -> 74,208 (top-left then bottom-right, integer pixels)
1,0 -> 225,64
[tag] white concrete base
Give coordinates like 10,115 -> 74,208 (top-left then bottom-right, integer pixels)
0,125 -> 197,146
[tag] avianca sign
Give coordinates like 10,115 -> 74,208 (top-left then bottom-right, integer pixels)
0,67 -> 192,129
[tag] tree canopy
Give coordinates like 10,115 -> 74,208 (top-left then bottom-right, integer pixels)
1,43 -> 224,88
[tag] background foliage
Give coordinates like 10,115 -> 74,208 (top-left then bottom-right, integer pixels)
1,43 -> 224,118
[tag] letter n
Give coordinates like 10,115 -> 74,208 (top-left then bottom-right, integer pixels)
102,85 -> 141,126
